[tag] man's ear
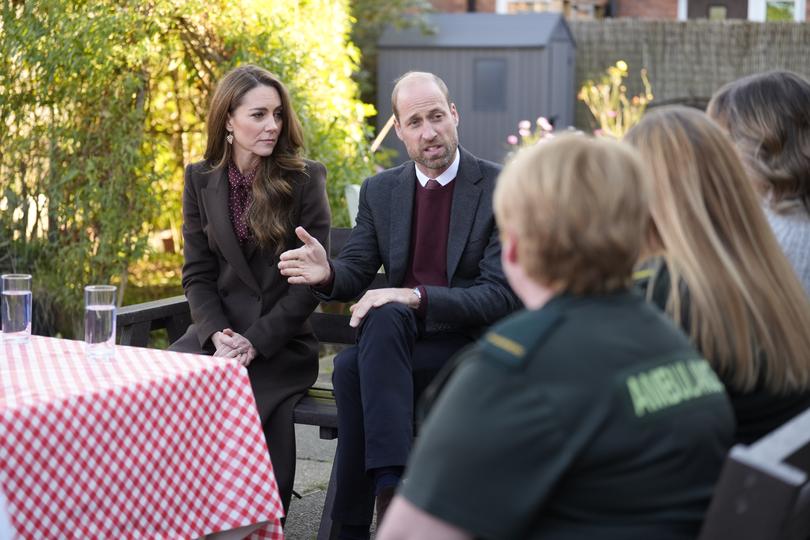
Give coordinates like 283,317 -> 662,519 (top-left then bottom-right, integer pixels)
502,229 -> 519,265
450,103 -> 459,126
393,117 -> 403,142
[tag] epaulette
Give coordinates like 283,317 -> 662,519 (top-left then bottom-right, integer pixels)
481,301 -> 567,368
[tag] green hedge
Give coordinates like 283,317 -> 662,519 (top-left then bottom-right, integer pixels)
0,0 -> 380,337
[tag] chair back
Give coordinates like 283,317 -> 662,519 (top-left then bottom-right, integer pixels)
698,408 -> 810,540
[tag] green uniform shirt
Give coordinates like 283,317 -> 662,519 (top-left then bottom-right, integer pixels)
635,259 -> 810,444
401,292 -> 734,540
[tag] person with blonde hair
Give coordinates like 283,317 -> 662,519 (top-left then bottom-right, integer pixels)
169,65 -> 331,512
378,135 -> 734,540
707,70 -> 810,294
626,106 -> 810,444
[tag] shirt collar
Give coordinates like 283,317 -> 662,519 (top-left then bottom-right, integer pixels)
228,161 -> 257,188
414,148 -> 460,187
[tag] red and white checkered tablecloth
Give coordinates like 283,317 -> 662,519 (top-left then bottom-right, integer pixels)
0,335 -> 284,540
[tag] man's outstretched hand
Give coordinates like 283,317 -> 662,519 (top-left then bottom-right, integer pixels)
278,226 -> 331,285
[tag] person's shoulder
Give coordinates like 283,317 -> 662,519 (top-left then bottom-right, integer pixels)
479,304 -> 566,370
360,162 -> 412,197
476,156 -> 503,178
184,159 -> 221,188
187,159 -> 214,176
300,159 -> 327,186
303,158 -> 327,176
459,146 -> 502,180
369,161 -> 411,182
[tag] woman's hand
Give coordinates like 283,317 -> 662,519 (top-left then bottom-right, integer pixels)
212,329 -> 257,366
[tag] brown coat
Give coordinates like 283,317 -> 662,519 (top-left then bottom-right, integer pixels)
170,159 -> 331,422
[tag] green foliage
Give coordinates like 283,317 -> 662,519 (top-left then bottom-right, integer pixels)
138,0 -> 381,231
350,0 -> 433,105
766,2 -> 794,21
1,0 -> 380,336
1,0 -> 158,335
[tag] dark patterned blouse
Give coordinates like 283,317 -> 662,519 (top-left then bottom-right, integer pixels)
227,162 -> 256,244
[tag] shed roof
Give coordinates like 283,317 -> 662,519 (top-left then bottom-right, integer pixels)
378,13 -> 574,49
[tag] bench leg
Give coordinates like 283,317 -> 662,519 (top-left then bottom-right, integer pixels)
317,445 -> 340,540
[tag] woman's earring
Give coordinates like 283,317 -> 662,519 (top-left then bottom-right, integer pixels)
226,133 -> 234,145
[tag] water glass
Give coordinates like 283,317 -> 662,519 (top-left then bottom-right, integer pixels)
84,285 -> 117,359
1,274 -> 32,344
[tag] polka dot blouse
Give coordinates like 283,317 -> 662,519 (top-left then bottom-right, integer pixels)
227,162 -> 256,244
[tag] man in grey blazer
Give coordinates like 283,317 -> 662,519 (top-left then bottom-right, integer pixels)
279,71 -> 518,539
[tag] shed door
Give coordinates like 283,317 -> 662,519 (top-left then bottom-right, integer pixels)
549,40 -> 574,128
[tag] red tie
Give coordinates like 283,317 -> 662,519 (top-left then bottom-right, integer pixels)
425,178 -> 441,190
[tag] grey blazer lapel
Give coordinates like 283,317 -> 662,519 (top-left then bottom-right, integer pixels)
201,169 -> 261,294
447,149 -> 483,280
388,165 -> 416,285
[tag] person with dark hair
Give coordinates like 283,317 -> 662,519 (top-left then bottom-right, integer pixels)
169,64 -> 331,513
278,71 -> 519,538
708,70 -> 810,294
378,135 -> 735,540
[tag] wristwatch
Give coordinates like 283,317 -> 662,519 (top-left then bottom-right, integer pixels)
411,287 -> 422,309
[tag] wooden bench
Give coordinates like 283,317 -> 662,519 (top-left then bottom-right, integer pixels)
117,227 -> 383,540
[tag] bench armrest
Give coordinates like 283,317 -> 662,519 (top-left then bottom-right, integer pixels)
118,295 -> 191,347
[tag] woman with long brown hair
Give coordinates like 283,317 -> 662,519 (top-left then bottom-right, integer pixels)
708,70 -> 810,295
626,106 -> 810,444
170,65 -> 331,511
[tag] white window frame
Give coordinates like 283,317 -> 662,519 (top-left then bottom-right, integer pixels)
749,0 -> 806,21
678,0 -> 688,20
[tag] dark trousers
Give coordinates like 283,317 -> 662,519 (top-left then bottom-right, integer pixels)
331,303 -> 472,527
257,390 -> 300,515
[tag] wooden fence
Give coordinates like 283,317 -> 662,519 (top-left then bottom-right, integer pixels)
569,20 -> 810,129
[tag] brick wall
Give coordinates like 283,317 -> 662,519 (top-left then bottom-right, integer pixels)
429,0 -> 496,12
616,0 -> 677,18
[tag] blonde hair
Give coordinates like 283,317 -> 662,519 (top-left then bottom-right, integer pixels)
626,106 -> 810,393
708,70 -> 810,214
494,134 -> 650,295
205,65 -> 306,253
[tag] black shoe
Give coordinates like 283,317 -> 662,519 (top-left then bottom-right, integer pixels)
375,485 -> 396,528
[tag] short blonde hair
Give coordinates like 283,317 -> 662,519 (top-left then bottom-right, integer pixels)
494,134 -> 650,295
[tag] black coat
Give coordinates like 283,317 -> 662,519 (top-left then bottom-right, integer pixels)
170,159 -> 331,421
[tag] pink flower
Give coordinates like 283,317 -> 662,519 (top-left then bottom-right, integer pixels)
606,110 -> 618,118
519,129 -> 531,137
537,117 -> 553,132
507,135 -> 519,145
518,120 -> 531,130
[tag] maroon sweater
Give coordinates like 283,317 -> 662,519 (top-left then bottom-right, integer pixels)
403,181 -> 455,313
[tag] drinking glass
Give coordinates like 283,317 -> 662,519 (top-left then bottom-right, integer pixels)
1,274 -> 32,344
84,285 -> 117,358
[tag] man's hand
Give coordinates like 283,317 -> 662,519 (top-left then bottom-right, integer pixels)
212,328 -> 257,366
349,288 -> 420,328
278,226 -> 331,285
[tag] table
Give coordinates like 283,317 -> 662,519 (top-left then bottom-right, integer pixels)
0,336 -> 284,539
